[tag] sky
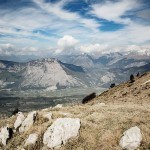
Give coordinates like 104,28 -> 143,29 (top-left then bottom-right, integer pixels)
0,0 -> 150,59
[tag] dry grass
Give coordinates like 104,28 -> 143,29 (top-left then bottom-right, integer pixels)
1,104 -> 149,150
0,72 -> 150,150
61,104 -> 150,150
92,72 -> 150,105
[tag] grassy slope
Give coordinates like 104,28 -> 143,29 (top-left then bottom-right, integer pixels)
0,72 -> 150,150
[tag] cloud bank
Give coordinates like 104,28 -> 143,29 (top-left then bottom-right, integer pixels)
0,0 -> 150,58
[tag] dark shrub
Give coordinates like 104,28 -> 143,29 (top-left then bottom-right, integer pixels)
110,83 -> 115,88
130,74 -> 135,83
137,72 -> 140,77
82,92 -> 96,104
12,108 -> 19,115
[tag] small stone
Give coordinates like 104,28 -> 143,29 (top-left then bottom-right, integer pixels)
25,133 -> 38,146
14,112 -> 25,130
19,111 -> 37,132
54,104 -> 63,108
119,126 -> 142,150
0,126 -> 9,145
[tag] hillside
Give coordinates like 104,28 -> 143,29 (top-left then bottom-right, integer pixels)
0,72 -> 149,150
94,72 -> 150,104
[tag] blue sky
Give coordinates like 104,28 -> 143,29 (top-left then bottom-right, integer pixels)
0,0 -> 150,57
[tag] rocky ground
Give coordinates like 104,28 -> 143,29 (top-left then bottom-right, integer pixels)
0,72 -> 149,150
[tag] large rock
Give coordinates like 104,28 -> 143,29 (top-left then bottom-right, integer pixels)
0,126 -> 9,145
119,126 -> 142,150
14,112 -> 25,130
25,133 -> 38,146
19,111 -> 37,132
43,118 -> 80,149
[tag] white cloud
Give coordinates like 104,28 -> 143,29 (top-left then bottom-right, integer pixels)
0,42 -> 150,59
0,43 -> 15,56
125,45 -> 150,55
137,9 -> 150,20
79,44 -> 150,56
80,44 -> 108,54
58,35 -> 79,49
33,0 -> 79,21
0,8 -> 51,30
0,43 -> 44,56
91,0 -> 139,24
32,0 -> 100,30
56,35 -> 79,53
0,0 -> 149,58
81,18 -> 100,30
0,0 -> 100,49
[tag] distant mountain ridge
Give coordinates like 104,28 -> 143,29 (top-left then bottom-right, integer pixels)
0,58 -> 87,90
57,52 -> 150,70
0,52 -> 150,90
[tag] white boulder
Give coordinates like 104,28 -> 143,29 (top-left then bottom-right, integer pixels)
0,126 -> 9,145
54,104 -> 63,108
25,133 -> 38,146
119,126 -> 142,150
43,118 -> 80,149
43,112 -> 52,120
14,112 -> 25,130
19,111 -> 37,132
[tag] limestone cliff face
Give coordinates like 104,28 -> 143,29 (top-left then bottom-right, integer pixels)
20,59 -> 81,89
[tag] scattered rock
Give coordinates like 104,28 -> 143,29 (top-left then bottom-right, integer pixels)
0,126 -> 9,145
42,112 -> 52,120
43,118 -> 80,149
25,133 -> 38,146
19,111 -> 37,132
55,104 -> 63,108
119,126 -> 142,150
14,112 -> 25,130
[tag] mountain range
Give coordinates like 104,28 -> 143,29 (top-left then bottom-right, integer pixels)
0,52 -> 150,90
